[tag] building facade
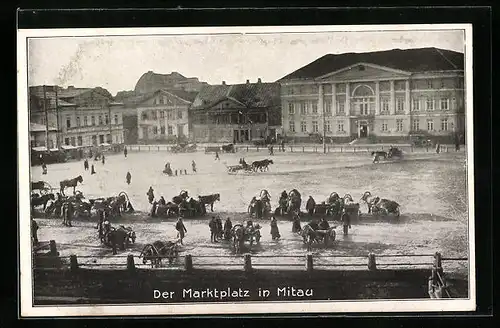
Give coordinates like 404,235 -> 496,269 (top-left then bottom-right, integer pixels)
279,48 -> 465,143
189,80 -> 281,143
136,89 -> 197,143
29,86 -> 125,148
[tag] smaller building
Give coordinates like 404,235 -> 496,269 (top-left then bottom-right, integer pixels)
136,89 -> 197,144
30,122 -> 57,148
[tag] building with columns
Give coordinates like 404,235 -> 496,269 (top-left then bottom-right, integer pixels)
278,47 -> 465,143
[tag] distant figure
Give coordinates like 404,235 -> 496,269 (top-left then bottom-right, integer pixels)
268,145 -> 274,156
270,216 -> 280,240
455,135 -> 460,151
435,142 -> 441,154
89,150 -> 93,158
31,217 -> 39,245
126,171 -> 131,185
102,155 -> 105,164
124,147 -> 128,158
42,163 -> 47,175
280,139 -> 285,152
175,170 -> 178,176
306,196 -> 316,216
223,217 -> 232,240
84,159 -> 89,171
215,151 -> 220,161
91,164 -> 96,175
292,215 -> 302,233
146,186 -> 155,204
184,169 -> 187,175
209,216 -> 219,243
158,196 -> 166,205
341,209 -> 351,236
192,160 -> 197,173
176,218 -> 187,245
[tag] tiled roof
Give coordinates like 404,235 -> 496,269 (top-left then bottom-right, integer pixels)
122,89 -> 197,106
279,47 -> 464,80
191,82 -> 281,110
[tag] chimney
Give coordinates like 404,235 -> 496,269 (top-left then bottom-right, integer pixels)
257,78 -> 262,83
246,79 -> 250,84
222,81 -> 226,85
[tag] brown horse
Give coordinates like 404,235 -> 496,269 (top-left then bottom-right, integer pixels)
59,175 -> 83,196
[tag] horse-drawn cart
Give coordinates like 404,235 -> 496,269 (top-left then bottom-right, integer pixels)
31,181 -> 55,195
139,240 -> 180,268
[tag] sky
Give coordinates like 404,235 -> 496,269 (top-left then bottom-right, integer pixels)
27,29 -> 465,96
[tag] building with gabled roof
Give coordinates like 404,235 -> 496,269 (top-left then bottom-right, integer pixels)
189,79 -> 281,143
278,47 -> 465,144
134,71 -> 208,93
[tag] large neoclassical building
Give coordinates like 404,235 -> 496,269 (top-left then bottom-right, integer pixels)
278,47 -> 465,144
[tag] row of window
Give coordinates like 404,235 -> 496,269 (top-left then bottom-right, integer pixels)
287,97 -> 451,115
149,125 -> 174,136
289,120 -> 345,133
63,133 -> 122,146
141,109 -> 183,121
411,118 -> 452,132
64,114 -> 120,129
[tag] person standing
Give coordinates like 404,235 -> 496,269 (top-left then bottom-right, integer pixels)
215,151 -> 220,161
84,159 -> 89,171
270,216 -> 280,240
176,217 -> 187,245
306,196 -> 316,216
341,209 -> 351,236
31,217 -> 39,245
146,186 -> 155,204
124,147 -> 128,158
223,217 -> 232,240
192,160 -> 197,173
42,163 -> 47,175
91,164 -> 96,175
280,139 -> 285,152
209,217 -> 218,243
102,154 -> 106,164
126,171 -> 131,185
455,133 -> 460,151
292,215 -> 302,233
435,141 -> 441,154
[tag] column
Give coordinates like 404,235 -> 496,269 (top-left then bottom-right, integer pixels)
375,81 -> 380,115
405,80 -> 411,115
345,83 -> 351,116
331,83 -> 337,117
390,80 -> 395,115
318,84 -> 324,134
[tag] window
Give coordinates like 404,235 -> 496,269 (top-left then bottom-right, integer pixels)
325,120 -> 331,132
99,115 -> 103,125
337,121 -> 344,132
440,98 -> 449,111
152,126 -> 158,135
40,116 -> 45,125
312,102 -> 318,114
177,110 -> 183,119
160,126 -> 165,135
199,115 -> 206,124
70,137 -> 75,146
99,135 -> 104,144
159,97 -> 164,105
381,99 -> 390,113
337,101 -> 345,115
300,102 -> 307,115
141,112 -> 147,120
66,116 -> 71,129
167,111 -> 173,120
75,116 -> 80,127
324,100 -> 332,115
153,98 -> 157,105
396,119 -> 404,132
167,125 -> 173,135
64,138 -> 70,145
300,121 -> 307,132
114,114 -> 118,124
77,136 -> 83,146
152,111 -> 157,120
160,111 -> 165,119
441,118 -> 449,131
92,135 -> 97,145
396,98 -> 405,113
312,121 -> 319,132
287,86 -> 295,95
359,98 -> 370,115
91,116 -> 96,125
427,119 -> 434,131
289,120 -> 295,132
381,121 -> 388,132
288,103 -> 295,115
106,134 -> 112,143
412,119 -> 420,131
84,116 -> 88,126
426,98 -> 434,111
412,98 -> 420,111
105,114 -> 109,125
427,80 -> 433,89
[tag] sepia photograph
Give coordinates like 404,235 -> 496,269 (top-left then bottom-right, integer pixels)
18,24 -> 475,316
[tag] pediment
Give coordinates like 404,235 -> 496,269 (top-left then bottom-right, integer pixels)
316,63 -> 411,82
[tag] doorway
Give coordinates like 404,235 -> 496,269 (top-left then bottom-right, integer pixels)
359,123 -> 368,138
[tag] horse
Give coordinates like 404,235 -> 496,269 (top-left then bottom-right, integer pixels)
198,193 -> 220,212
31,193 -> 55,211
155,202 -> 179,217
326,192 -> 340,204
59,175 -> 83,196
248,197 -> 266,219
252,159 -> 274,172
230,224 -> 246,253
387,147 -> 404,159
300,224 -> 336,251
360,191 -> 400,217
371,151 -> 387,163
221,144 -> 235,153
139,240 -> 179,268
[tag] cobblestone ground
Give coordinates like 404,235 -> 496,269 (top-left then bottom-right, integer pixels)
31,149 -> 469,274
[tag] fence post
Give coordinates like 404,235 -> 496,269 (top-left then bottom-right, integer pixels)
70,254 -> 78,272
302,146 -> 305,153
246,146 -> 249,152
184,254 -> 193,272
49,240 -> 59,256
434,252 -> 442,271
127,254 -> 135,272
368,253 -> 377,271
306,254 -> 314,272
244,254 -> 252,273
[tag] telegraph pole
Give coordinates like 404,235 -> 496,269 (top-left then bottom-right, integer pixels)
43,85 -> 49,149
55,86 -> 60,148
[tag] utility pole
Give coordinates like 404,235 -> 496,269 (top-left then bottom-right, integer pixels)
55,86 -> 60,148
108,100 -> 112,144
43,85 -> 49,149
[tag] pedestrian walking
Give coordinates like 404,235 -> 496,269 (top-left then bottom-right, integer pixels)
84,159 -> 89,171
91,164 -> 96,175
341,209 -> 351,236
176,217 -> 187,245
215,151 -> 220,161
192,160 -> 197,173
42,163 -> 47,175
270,216 -> 281,240
102,154 -> 106,164
31,217 -> 39,245
124,147 -> 128,158
126,171 -> 131,185
146,186 -> 155,204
